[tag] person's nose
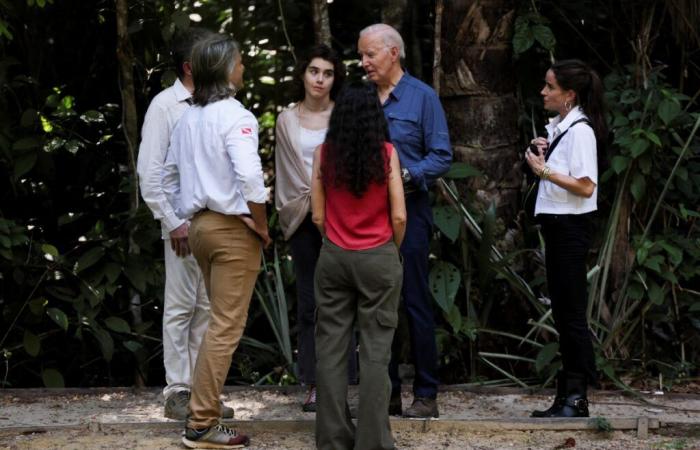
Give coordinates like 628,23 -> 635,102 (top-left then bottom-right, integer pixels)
361,55 -> 370,69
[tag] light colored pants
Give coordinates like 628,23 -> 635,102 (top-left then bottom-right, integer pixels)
187,211 -> 261,429
162,240 -> 210,400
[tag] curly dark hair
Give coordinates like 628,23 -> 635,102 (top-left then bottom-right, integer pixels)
292,44 -> 346,101
321,82 -> 391,197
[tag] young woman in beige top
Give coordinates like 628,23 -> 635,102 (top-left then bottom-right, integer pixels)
274,45 -> 356,411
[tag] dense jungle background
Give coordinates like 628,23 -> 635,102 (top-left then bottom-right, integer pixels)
0,0 -> 698,391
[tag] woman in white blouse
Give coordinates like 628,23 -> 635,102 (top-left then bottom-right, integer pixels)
525,59 -> 608,418
274,45 -> 356,411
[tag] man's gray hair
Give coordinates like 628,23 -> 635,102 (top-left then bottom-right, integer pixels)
359,23 -> 405,59
191,34 -> 242,106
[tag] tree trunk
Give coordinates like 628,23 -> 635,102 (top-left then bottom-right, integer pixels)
115,0 -> 145,387
311,0 -> 331,46
381,0 -> 407,31
439,0 -> 518,216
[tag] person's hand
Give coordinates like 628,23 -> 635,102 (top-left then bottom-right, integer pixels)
169,223 -> 190,257
239,215 -> 272,249
525,138 -> 547,175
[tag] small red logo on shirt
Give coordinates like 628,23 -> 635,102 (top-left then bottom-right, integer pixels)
241,127 -> 252,135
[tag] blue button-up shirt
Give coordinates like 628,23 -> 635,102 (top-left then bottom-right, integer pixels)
382,72 -> 452,191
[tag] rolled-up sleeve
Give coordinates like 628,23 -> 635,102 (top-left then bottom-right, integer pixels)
224,113 -> 267,204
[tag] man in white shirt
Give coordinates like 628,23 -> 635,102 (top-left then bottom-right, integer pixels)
136,28 -> 232,420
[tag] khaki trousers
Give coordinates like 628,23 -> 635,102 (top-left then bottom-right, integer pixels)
187,211 -> 261,429
314,240 -> 402,450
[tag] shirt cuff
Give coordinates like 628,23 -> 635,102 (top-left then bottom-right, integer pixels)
162,214 -> 186,233
242,184 -> 269,204
407,166 -> 428,192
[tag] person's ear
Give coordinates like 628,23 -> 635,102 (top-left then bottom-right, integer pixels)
566,89 -> 577,105
389,46 -> 400,62
182,61 -> 193,77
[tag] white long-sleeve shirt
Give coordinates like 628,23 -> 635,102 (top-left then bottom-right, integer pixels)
163,97 -> 267,219
136,78 -> 191,239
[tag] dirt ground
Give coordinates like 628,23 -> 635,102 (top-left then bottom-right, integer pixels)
1,386 -> 699,449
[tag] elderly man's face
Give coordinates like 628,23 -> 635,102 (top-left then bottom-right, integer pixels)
358,32 -> 397,84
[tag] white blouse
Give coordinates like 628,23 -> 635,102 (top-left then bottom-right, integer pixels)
535,106 -> 598,216
299,126 -> 327,178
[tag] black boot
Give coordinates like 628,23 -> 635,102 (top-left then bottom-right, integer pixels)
531,371 -> 566,418
548,372 -> 589,417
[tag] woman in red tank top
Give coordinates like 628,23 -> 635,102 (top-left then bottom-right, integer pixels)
310,82 -> 406,450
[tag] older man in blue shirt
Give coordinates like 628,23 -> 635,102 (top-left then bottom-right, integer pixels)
358,23 -> 452,419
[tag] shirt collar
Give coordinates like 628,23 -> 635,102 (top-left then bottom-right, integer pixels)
388,71 -> 410,101
173,78 -> 192,103
546,105 -> 585,137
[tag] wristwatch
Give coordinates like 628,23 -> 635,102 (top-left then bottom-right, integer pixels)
401,168 -> 412,184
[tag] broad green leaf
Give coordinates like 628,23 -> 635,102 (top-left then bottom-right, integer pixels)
104,262 -> 121,284
75,246 -> 104,273
46,307 -> 69,330
104,316 -> 131,334
42,368 -> 65,388
689,302 -> 700,312
433,206 -> 461,242
628,282 -> 645,300
23,330 -> 40,356
512,22 -> 535,54
659,242 -> 683,266
0,235 -> 10,248
638,155 -> 652,174
28,297 -> 47,315
630,173 -> 646,202
647,281 -> 664,305
643,255 -> 664,273
91,327 -> 114,362
444,304 -> 462,334
658,98 -> 681,125
124,256 -> 147,292
444,162 -> 482,179
41,244 -> 59,257
611,156 -> 629,174
13,152 -> 38,179
20,108 -> 38,127
12,137 -> 42,151
535,342 -> 559,372
429,261 -> 461,313
629,138 -> 650,158
532,24 -> 556,50
643,130 -> 662,147
123,340 -> 144,353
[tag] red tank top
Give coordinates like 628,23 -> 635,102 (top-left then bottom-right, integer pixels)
323,143 -> 394,250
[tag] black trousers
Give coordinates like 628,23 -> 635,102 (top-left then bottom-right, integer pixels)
539,213 -> 597,383
289,214 -> 357,385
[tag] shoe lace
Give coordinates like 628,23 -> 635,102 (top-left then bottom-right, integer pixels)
213,423 -> 237,437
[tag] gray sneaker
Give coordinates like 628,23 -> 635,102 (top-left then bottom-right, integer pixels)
164,390 -> 190,420
182,423 -> 250,448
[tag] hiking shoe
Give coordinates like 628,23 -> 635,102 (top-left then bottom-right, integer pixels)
182,423 -> 250,449
302,386 -> 316,412
388,393 -> 402,416
404,397 -> 439,418
220,401 -> 235,419
164,390 -> 190,420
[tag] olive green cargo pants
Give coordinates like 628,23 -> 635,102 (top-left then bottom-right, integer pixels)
314,240 -> 402,450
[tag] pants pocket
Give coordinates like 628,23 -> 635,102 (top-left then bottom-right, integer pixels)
368,309 -> 398,364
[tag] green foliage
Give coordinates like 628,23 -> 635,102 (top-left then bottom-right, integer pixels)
513,13 -> 556,55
